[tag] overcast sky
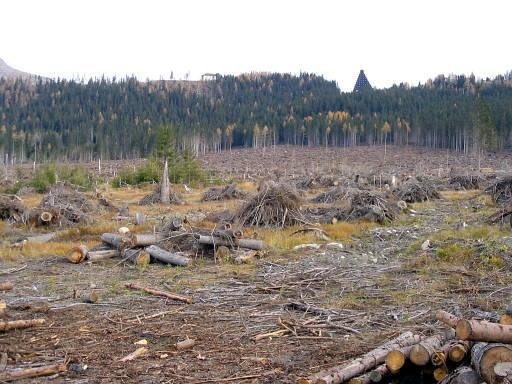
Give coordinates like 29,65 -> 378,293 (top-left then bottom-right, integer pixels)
2,0 -> 511,91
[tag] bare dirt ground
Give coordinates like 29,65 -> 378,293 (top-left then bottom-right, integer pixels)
1,146 -> 512,383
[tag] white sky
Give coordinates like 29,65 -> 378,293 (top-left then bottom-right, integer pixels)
2,0 -> 511,91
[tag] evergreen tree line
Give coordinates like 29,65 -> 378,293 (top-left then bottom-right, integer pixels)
1,71 -> 511,163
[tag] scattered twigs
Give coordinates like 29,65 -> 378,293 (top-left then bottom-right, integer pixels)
125,282 -> 193,304
118,347 -> 148,362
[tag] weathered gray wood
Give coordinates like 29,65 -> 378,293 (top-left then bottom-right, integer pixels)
160,159 -> 170,204
86,249 -> 120,262
131,233 -> 166,246
197,235 -> 263,250
145,245 -> 190,266
101,233 -> 130,248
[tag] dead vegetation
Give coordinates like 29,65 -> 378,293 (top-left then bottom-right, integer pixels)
393,178 -> 440,203
236,181 -> 305,227
0,194 -> 27,224
486,176 -> 512,204
449,175 -> 483,190
201,183 -> 247,201
138,188 -> 183,205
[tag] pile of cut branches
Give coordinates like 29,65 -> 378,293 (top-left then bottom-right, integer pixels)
311,187 -> 358,204
449,175 -> 483,190
201,183 -> 247,201
139,189 -> 183,205
486,177 -> 512,204
344,190 -> 396,223
393,178 -> 440,203
0,194 -> 27,224
236,181 -> 305,227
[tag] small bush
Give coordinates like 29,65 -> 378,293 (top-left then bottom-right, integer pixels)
59,166 -> 93,189
112,160 -> 161,188
30,164 -> 57,193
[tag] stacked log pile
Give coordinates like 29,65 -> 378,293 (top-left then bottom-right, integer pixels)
299,309 -> 512,384
68,223 -> 263,266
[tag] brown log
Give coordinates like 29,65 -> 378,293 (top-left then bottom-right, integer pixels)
121,249 -> 150,267
456,319 -> 512,343
0,282 -> 14,291
439,366 -> 480,384
501,314 -> 512,326
448,340 -> 472,362
298,332 -> 422,384
176,338 -> 195,350
436,310 -> 459,328
130,233 -> 166,246
197,235 -> 263,250
145,245 -> 190,266
100,233 -> 131,249
433,367 -> 449,382
472,342 -> 512,384
68,245 -> 88,263
86,249 -> 120,262
410,330 -> 455,366
385,345 -> 414,374
125,282 -> 193,304
0,318 -> 46,331
431,341 -> 453,366
0,363 -> 67,382
347,364 -> 389,384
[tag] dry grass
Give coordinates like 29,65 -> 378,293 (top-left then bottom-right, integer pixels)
237,181 -> 258,193
19,193 -> 43,208
0,240 -> 99,261
440,190 -> 482,201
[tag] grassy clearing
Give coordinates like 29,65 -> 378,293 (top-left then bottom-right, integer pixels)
440,190 -> 482,201
0,240 -> 100,261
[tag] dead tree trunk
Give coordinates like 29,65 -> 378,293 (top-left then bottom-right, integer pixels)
145,245 -> 190,266
0,363 -> 67,382
439,366 -> 480,384
0,318 -> 46,331
131,233 -> 166,246
472,342 -> 512,384
299,332 -> 421,384
197,235 -> 263,250
86,249 -> 120,262
160,158 -> 170,204
457,319 -> 512,343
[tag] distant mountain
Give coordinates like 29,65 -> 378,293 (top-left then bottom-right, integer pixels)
0,58 -> 35,80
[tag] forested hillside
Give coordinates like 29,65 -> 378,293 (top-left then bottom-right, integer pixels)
1,71 -> 512,162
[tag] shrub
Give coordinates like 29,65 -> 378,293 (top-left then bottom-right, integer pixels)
59,165 -> 93,189
112,160 -> 161,188
30,164 -> 57,193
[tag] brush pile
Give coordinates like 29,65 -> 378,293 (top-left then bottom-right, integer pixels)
138,189 -> 183,205
236,181 -> 304,227
301,309 -> 512,384
0,195 -> 27,224
201,183 -> 247,201
311,187 -> 359,204
344,190 -> 396,223
393,178 -> 440,203
30,185 -> 94,226
449,175 -> 483,190
486,177 -> 512,204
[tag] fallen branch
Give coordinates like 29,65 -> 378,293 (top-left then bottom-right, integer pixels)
456,319 -> 512,343
0,363 -> 67,382
197,235 -> 263,250
125,282 -> 193,304
0,318 -> 46,331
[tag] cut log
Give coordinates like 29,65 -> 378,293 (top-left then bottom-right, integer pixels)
86,249 -> 120,262
433,367 -> 449,382
131,233 -> 166,246
125,282 -> 193,304
101,233 -> 131,249
431,341 -> 453,366
472,342 -> 512,384
121,249 -> 150,267
410,330 -> 455,366
448,340 -> 472,362
456,319 -> 512,343
501,315 -> 512,326
0,282 -> 14,291
385,345 -> 414,374
347,364 -> 389,384
39,211 -> 53,223
299,332 -> 422,384
0,318 -> 46,331
213,228 -> 244,239
176,338 -> 195,350
0,363 -> 67,382
68,245 -> 88,263
145,245 -> 190,266
197,235 -> 263,250
439,366 -> 480,384
436,310 -> 459,328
